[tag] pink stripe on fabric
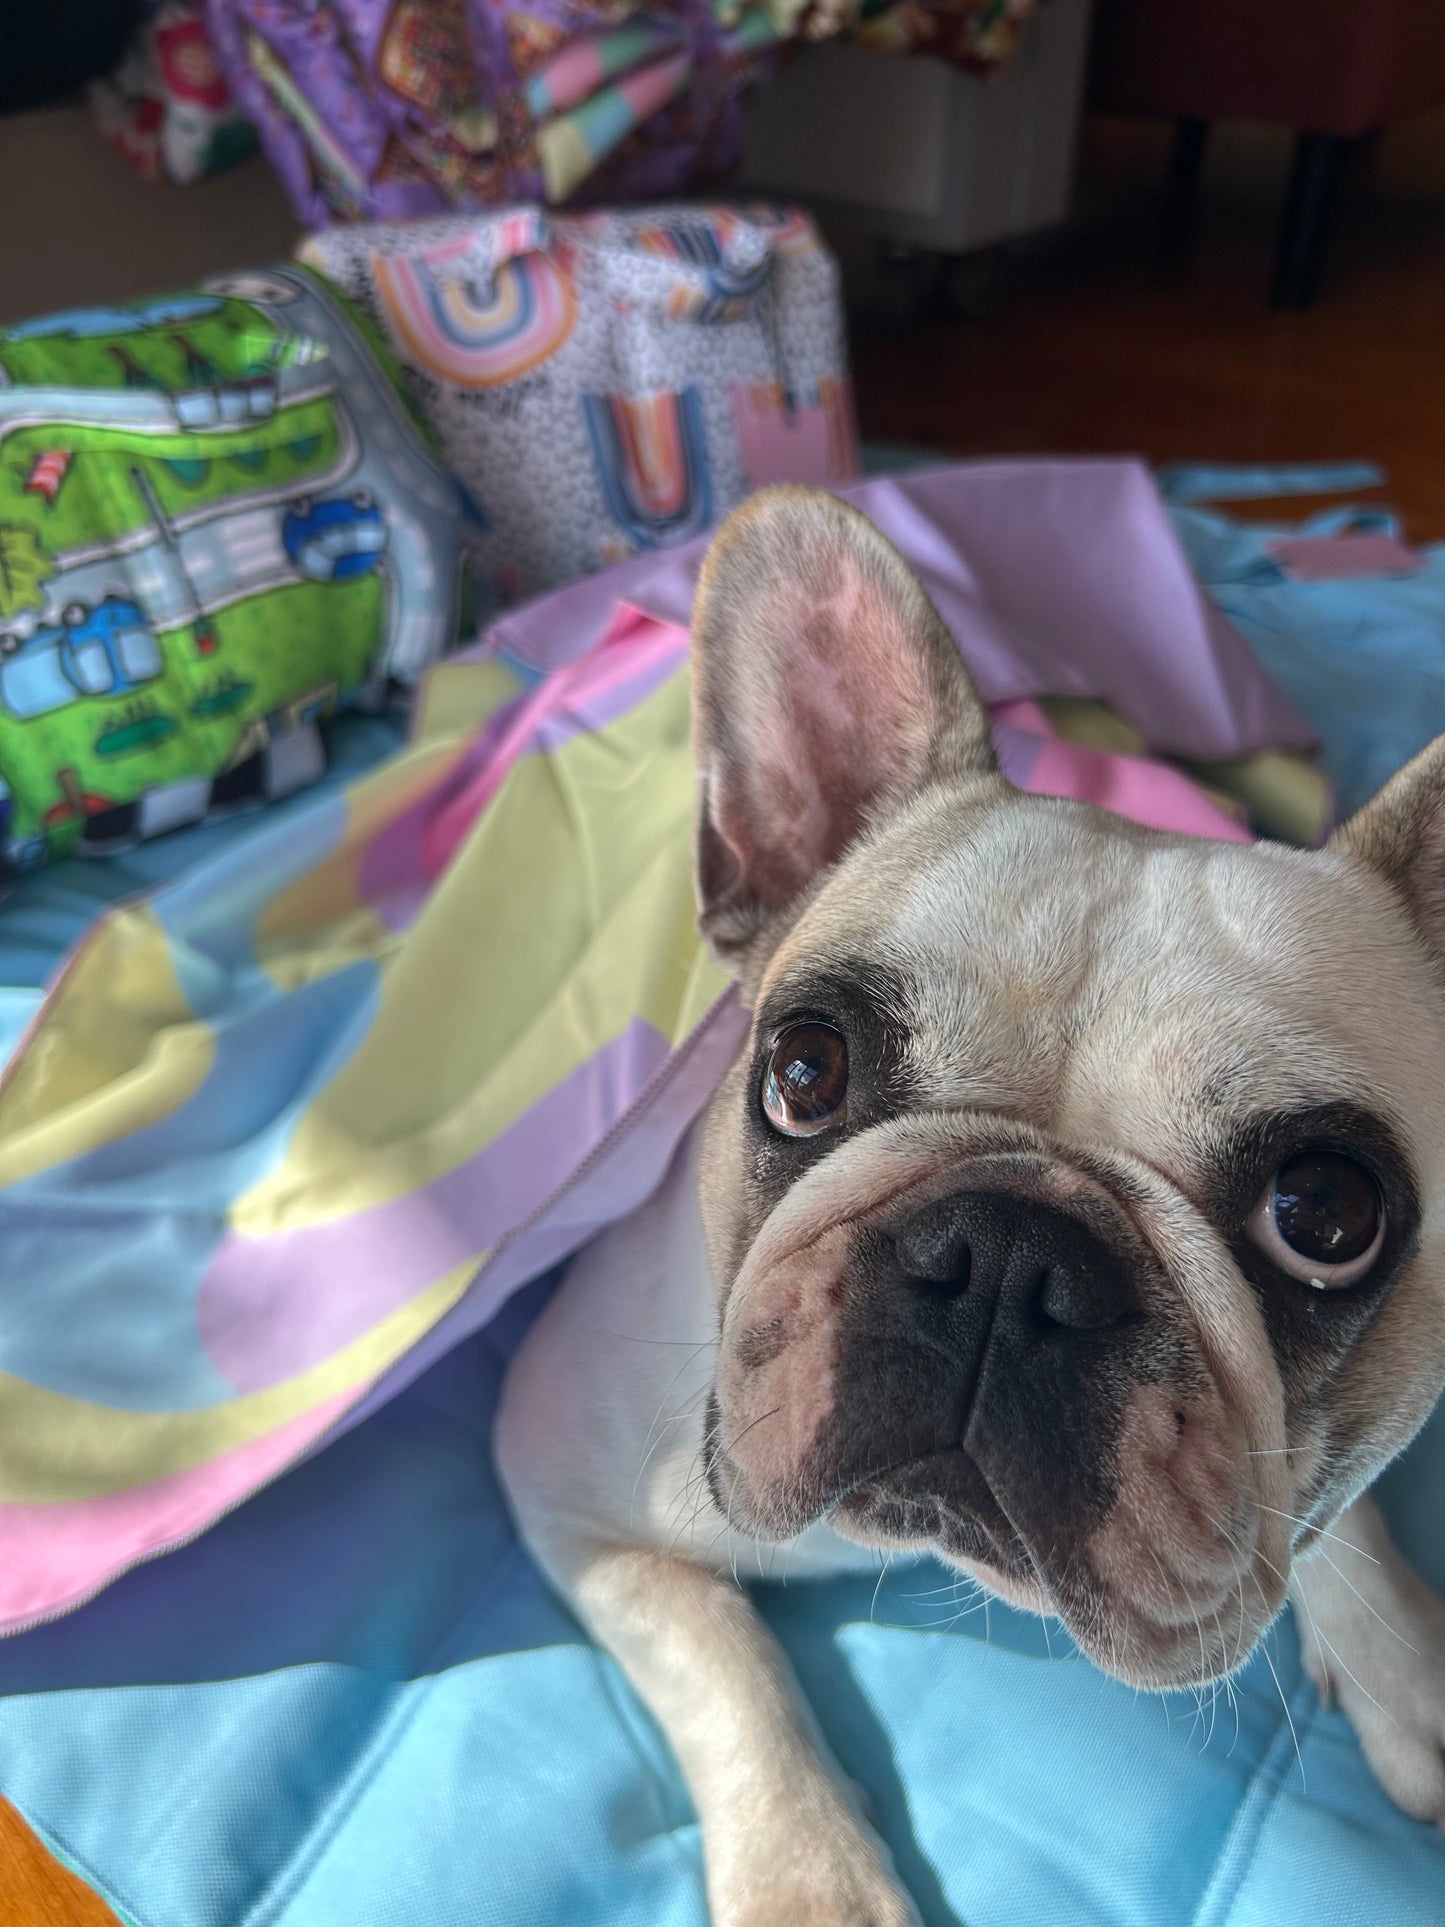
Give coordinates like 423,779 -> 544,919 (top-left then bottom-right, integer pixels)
533,37 -> 608,110
361,634 -> 687,936
419,604 -> 687,880
615,52 -> 690,118
358,701 -> 522,932
990,696 -> 1054,736
0,1393 -> 353,1634
1021,736 -> 1252,842
993,699 -> 1247,841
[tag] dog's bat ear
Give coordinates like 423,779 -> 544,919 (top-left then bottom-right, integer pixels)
691,486 -> 996,962
1330,734 -> 1445,961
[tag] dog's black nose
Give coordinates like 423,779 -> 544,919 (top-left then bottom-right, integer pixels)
892,1192 -> 1135,1332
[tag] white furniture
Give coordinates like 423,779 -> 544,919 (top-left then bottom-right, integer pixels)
739,0 -> 1093,257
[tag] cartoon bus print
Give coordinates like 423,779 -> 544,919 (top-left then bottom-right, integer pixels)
0,266 -> 464,862
0,597 -> 163,721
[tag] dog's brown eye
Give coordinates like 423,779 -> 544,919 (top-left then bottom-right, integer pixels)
761,1024 -> 848,1137
1247,1149 -> 1385,1289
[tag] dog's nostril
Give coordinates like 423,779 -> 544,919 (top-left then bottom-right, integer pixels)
892,1206 -> 974,1294
891,1192 -> 1139,1330
1035,1257 -> 1133,1331
908,1242 -> 972,1297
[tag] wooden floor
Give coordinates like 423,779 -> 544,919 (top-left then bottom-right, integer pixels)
851,111 -> 1445,541
1,1798 -> 115,1925
2,102 -> 1444,1927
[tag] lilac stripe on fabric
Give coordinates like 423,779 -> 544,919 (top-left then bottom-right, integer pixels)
330,991 -> 751,1446
197,1017 -> 673,1392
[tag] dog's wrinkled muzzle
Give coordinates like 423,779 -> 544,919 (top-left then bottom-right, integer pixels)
706,1111 -> 1293,1686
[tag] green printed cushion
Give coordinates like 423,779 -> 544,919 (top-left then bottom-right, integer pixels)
0,266 -> 467,875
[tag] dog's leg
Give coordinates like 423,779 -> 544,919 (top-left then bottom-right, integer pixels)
498,1435 -> 921,1926
494,1133 -> 921,1926
1290,1492 -> 1445,1825
557,1537 -> 920,1927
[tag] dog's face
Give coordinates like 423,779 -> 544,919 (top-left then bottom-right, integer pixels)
689,488 -> 1445,1690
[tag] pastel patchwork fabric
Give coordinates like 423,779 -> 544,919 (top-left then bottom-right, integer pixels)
206,0 -> 787,224
0,267 -> 467,879
204,0 -> 1043,229
301,203 -> 858,607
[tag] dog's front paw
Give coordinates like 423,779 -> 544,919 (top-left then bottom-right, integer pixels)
720,1869 -> 921,1927
1297,1541 -> 1445,1826
710,1801 -> 924,1927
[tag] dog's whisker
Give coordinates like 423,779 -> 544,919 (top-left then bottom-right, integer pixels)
869,1553 -> 893,1628
1255,1505 -> 1380,1564
1259,1628 -> 1307,1793
1306,1614 -> 1397,1726
599,1330 -> 719,1348
630,1386 -> 713,1531
727,1464 -> 744,1587
1224,1667 -> 1242,1760
630,1341 -> 718,1531
1314,1549 -> 1417,1651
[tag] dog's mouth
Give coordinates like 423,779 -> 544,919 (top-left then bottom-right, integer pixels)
838,1446 -> 1281,1685
829,1447 -> 1040,1593
708,1404 -> 1287,1688
704,1410 -> 1044,1604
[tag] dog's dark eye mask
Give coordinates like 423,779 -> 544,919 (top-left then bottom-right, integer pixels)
1210,1101 -> 1419,1401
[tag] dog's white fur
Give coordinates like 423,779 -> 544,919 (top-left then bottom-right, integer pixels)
497,490 -> 1445,1924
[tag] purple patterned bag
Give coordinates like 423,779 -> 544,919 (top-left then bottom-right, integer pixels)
205,0 -> 781,226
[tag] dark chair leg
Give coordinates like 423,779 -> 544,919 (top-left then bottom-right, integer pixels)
1272,131 -> 1353,309
1164,116 -> 1209,237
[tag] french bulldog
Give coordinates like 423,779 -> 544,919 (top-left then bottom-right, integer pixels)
496,487 -> 1445,1925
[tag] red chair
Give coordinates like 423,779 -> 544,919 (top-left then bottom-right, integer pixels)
1089,0 -> 1445,305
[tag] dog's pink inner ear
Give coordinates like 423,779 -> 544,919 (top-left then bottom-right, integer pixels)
714,580 -> 936,906
692,490 -> 992,956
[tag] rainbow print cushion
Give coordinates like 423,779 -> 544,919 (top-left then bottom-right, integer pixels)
299,204 -> 860,610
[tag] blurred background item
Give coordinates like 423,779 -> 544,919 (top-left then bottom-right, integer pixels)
0,0 -> 144,114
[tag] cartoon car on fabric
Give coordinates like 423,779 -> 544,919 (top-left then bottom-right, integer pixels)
281,493 -> 387,582
0,597 -> 164,721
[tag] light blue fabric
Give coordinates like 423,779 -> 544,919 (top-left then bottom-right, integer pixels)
1166,493 -> 1445,819
0,708 -> 405,997
2,468 -> 1444,1927
1157,462 -> 1386,504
